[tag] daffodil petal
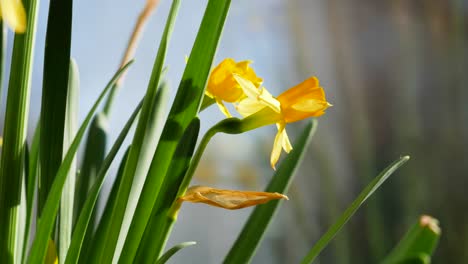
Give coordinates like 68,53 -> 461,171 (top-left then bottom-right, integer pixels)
281,127 -> 293,153
179,186 -> 288,210
215,99 -> 232,117
1,0 -> 27,33
234,74 -> 281,114
237,60 -> 253,70
258,88 -> 281,113
235,97 -> 266,117
233,74 -> 259,99
291,98 -> 329,113
271,123 -> 286,170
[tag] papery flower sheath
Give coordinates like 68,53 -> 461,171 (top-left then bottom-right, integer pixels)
206,58 -> 262,117
234,74 -> 331,169
178,186 -> 288,210
0,0 -> 27,33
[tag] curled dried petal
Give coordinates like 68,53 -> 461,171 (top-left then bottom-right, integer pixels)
179,186 -> 288,210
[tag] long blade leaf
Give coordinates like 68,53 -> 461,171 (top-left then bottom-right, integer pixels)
122,0 -> 232,260
27,62 -> 133,263
22,122 -> 40,260
38,0 -> 73,216
64,101 -> 142,264
154,242 -> 196,264
74,113 -> 108,224
133,118 -> 200,262
81,146 -> 131,263
300,155 -> 410,264
224,120 -> 318,264
59,58 -> 80,263
93,1 -> 181,262
0,0 -> 40,261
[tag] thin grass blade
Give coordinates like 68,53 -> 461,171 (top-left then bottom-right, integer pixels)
27,62 -> 133,264
58,58 -> 80,263
91,1 -> 181,261
22,122 -> 40,259
122,1 -> 231,260
74,114 -> 108,224
224,120 -> 318,264
115,82 -> 169,257
154,242 -> 196,264
64,101 -> 142,264
0,0 -> 40,261
133,118 -> 200,262
38,0 -> 73,217
81,146 -> 131,263
300,156 -> 410,264
0,22 -> 6,104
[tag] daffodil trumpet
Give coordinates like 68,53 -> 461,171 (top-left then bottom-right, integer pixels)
233,74 -> 331,169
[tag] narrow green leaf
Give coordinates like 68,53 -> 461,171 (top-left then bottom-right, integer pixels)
0,0 -> 40,261
58,58 -> 80,263
38,0 -> 73,216
154,242 -> 196,264
132,118 -> 200,262
81,146 -> 131,263
27,62 -> 133,264
123,0 -> 231,260
93,0 -> 181,261
16,150 -> 27,264
0,23 -> 6,105
300,156 -> 411,264
224,120 -> 318,264
65,101 -> 142,264
74,113 -> 108,225
115,82 -> 169,257
381,215 -> 441,264
22,122 -> 40,260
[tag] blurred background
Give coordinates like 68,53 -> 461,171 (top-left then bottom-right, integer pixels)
2,0 -> 466,263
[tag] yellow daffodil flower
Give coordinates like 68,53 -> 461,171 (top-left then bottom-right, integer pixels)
178,186 -> 288,210
233,74 -> 331,169
0,0 -> 27,33
206,58 -> 262,117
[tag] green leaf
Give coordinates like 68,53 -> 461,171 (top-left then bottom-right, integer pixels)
300,156 -> 411,264
122,0 -> 231,260
22,122 -> 40,260
132,118 -> 200,262
115,82 -> 169,257
154,241 -> 196,264
64,101 -> 142,264
38,0 -> 73,216
27,62 -> 133,264
92,1 -> 181,261
82,146 -> 131,263
74,113 -> 108,226
0,23 -> 6,105
224,120 -> 318,264
59,58 -> 80,262
0,0 -> 40,261
381,215 -> 441,264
